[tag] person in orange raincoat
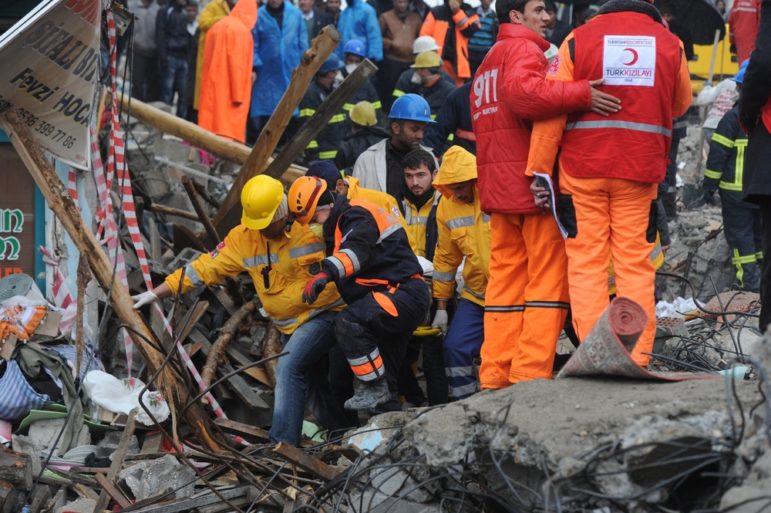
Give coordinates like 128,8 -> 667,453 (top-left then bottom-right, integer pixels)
197,0 -> 257,143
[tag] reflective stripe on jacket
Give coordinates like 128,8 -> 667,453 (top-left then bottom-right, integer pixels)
401,191 -> 440,259
322,195 -> 422,303
419,4 -> 480,80
165,223 -> 343,334
705,105 -> 753,203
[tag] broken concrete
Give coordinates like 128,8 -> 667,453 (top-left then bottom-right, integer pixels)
119,454 -> 196,501
55,497 -> 96,513
343,375 -> 763,512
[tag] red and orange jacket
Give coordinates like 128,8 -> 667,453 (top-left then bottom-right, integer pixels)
729,0 -> 761,64
470,23 -> 591,215
420,2 -> 480,82
527,5 -> 692,184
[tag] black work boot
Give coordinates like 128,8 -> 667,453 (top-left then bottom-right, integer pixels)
344,378 -> 391,410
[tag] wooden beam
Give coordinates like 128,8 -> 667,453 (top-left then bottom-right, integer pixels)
214,418 -> 270,443
119,96 -> 306,183
0,449 -> 32,490
1,112 -> 221,453
201,300 -> 256,386
145,202 -> 201,222
272,442 -> 340,481
182,176 -> 221,244
92,410 -> 136,513
94,473 -> 131,509
264,58 -> 378,180
213,25 -> 340,236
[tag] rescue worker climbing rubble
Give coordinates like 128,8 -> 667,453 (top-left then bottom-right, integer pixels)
471,0 -> 622,389
431,146 -> 490,400
131,175 -> 348,446
288,176 -> 430,410
527,0 -> 692,366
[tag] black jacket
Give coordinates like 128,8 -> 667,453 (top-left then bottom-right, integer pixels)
705,105 -> 755,206
300,81 -> 348,162
391,70 -> 456,120
336,126 -> 389,171
739,0 -> 771,201
323,195 -> 422,303
424,81 -> 475,157
308,8 -> 333,40
156,3 -> 190,59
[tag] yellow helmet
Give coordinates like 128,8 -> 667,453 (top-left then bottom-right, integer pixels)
349,101 -> 377,127
411,51 -> 441,69
288,176 -> 328,225
240,175 -> 285,230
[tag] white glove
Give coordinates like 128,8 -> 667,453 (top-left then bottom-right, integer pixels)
431,309 -> 448,335
132,290 -> 158,309
416,256 -> 434,277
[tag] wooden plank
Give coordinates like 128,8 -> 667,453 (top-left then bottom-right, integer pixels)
0,112 -> 222,453
92,410 -> 136,512
214,418 -> 270,442
73,483 -> 100,501
272,442 -> 340,481
182,176 -> 221,244
0,448 -> 32,490
94,473 -> 131,508
146,202 -> 201,222
119,95 -> 306,181
201,300 -> 256,386
224,344 -> 273,388
263,59 -> 378,180
213,25 -> 340,237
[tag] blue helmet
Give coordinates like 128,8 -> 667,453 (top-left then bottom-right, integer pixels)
388,93 -> 434,123
343,39 -> 367,59
318,54 -> 344,75
735,59 -> 750,85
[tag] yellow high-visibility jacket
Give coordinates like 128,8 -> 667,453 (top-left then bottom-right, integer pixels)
165,222 -> 344,335
432,146 -> 491,306
345,176 -> 402,221
401,191 -> 441,258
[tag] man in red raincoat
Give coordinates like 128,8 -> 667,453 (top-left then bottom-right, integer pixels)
198,0 -> 257,143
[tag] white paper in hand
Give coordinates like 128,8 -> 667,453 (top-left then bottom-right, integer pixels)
534,172 -> 568,239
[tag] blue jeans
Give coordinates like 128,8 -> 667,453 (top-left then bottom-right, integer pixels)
270,311 -> 343,445
161,55 -> 188,119
444,298 -> 484,400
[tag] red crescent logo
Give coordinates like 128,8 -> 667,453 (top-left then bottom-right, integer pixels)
622,48 -> 639,66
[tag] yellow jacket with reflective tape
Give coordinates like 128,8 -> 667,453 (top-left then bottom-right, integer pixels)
401,191 -> 441,258
432,146 -> 490,306
346,176 -> 405,225
164,222 -> 344,334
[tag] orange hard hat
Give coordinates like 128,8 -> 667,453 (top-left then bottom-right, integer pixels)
288,176 -> 328,225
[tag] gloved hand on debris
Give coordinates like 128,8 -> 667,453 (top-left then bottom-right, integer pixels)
132,290 -> 159,309
416,256 -> 434,277
431,309 -> 448,335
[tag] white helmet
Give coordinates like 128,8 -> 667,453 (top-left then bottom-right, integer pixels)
412,35 -> 439,55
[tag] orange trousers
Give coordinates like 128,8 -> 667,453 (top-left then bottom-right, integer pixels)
480,212 -> 569,388
560,171 -> 658,366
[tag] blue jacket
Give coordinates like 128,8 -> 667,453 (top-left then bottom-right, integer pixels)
336,0 -> 382,61
250,1 -> 309,118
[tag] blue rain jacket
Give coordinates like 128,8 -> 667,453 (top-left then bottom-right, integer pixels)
336,0 -> 382,62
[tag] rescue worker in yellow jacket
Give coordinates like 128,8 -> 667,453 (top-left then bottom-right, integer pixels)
431,146 -> 491,400
131,175 -> 347,446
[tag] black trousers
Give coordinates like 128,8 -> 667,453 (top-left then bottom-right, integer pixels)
334,278 -> 430,398
721,198 -> 762,291
132,51 -> 161,102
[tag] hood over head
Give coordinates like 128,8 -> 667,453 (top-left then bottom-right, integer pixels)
232,0 -> 258,28
433,145 -> 478,198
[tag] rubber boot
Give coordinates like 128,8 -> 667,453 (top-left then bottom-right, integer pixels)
344,378 -> 391,410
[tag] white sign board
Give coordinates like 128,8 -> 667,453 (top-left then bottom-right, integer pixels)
603,35 -> 656,87
0,0 -> 101,169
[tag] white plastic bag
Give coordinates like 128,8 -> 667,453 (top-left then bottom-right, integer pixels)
83,371 -> 169,426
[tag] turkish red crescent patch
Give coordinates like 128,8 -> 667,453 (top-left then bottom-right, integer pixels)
210,240 -> 226,258
547,54 -> 561,76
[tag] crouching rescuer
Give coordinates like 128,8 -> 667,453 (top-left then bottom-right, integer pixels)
132,175 -> 347,446
288,176 -> 430,410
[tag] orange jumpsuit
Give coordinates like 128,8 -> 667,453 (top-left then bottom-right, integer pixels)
527,9 -> 692,366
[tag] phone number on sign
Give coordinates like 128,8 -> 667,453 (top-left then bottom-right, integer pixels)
16,107 -> 78,150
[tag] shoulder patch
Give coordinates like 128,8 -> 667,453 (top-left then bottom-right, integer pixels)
210,240 -> 226,258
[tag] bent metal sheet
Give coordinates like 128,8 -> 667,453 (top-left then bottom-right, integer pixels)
0,0 -> 101,169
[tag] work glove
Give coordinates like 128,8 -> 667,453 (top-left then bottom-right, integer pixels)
431,309 -> 448,335
416,256 -> 434,277
703,189 -> 717,205
132,290 -> 158,309
302,272 -> 330,304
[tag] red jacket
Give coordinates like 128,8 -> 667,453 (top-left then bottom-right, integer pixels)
470,24 -> 591,215
729,0 -> 761,64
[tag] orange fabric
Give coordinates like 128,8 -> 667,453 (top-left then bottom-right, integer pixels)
197,0 -> 257,143
480,212 -> 569,388
194,0 -> 231,109
373,292 -> 399,317
559,171 -> 658,366
336,252 -> 356,276
729,0 -> 761,63
419,9 -> 479,82
351,355 -> 384,376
